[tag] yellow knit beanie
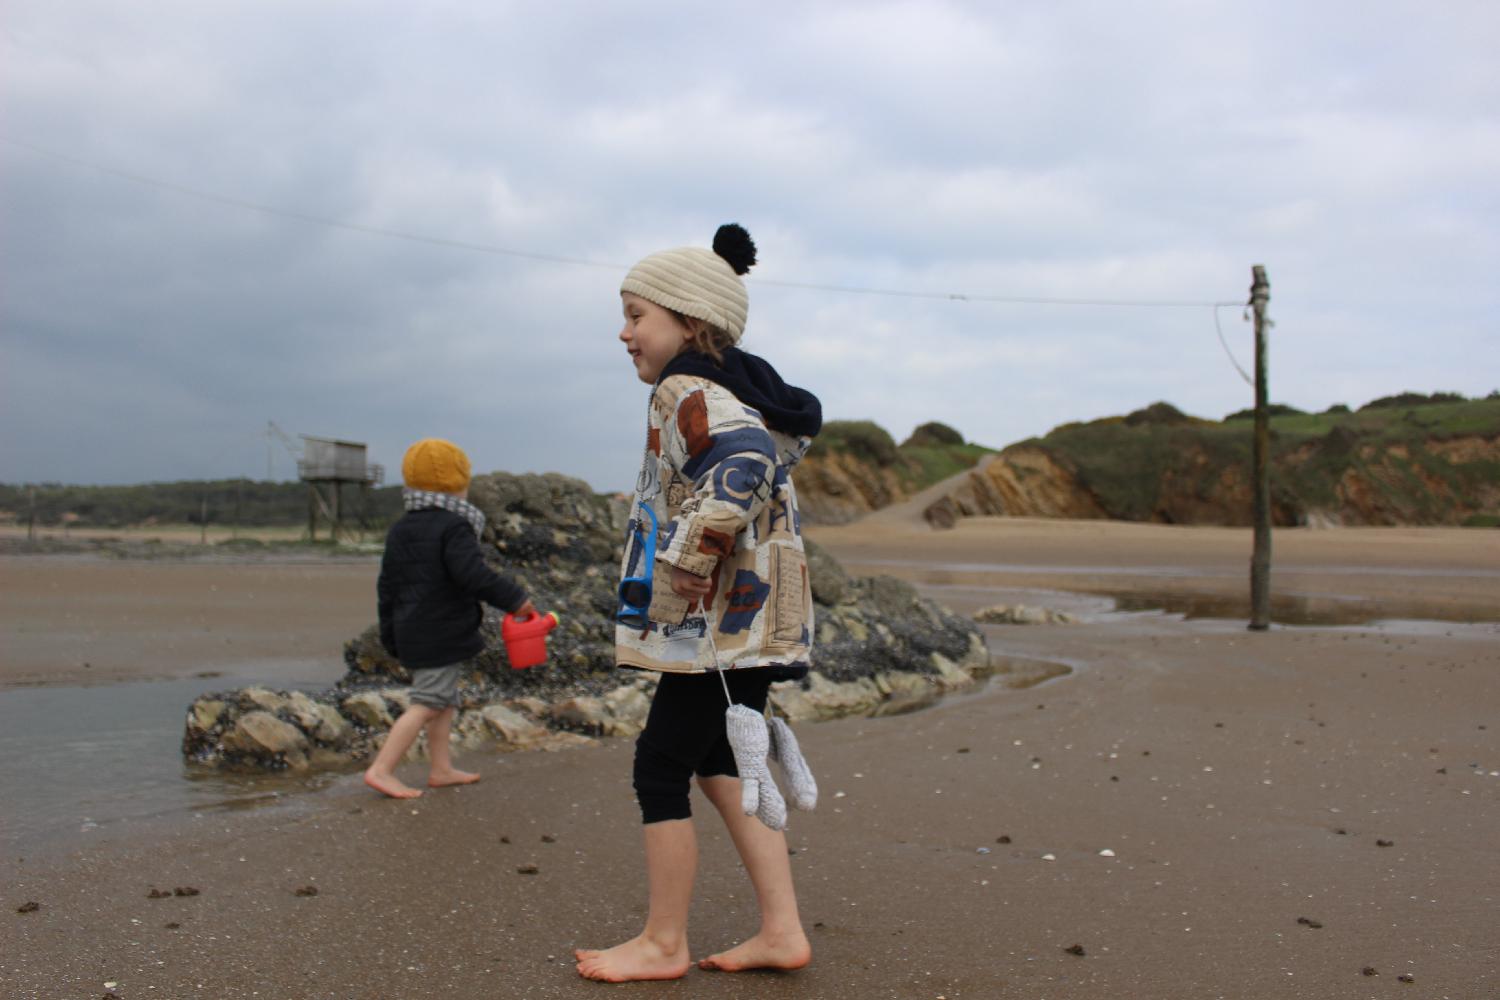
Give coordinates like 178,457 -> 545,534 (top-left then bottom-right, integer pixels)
401,438 -> 471,493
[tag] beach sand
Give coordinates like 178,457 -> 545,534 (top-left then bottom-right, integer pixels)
5,519 -> 1499,997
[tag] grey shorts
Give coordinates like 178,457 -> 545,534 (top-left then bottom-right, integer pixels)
408,663 -> 465,709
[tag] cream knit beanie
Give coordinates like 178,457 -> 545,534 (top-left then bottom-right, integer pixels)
620,224 -> 757,343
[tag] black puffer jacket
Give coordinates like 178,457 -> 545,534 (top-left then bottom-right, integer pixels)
377,508 -> 527,669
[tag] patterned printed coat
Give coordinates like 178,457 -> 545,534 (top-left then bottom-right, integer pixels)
615,372 -> 815,674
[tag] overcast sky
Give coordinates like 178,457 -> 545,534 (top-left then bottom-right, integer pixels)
2,2 -> 1496,491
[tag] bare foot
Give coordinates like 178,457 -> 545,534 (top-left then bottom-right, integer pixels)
363,769 -> 423,799
427,768 -> 480,788
574,934 -> 690,983
697,930 -> 811,973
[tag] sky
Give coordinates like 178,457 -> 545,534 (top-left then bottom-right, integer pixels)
2,1 -> 1496,492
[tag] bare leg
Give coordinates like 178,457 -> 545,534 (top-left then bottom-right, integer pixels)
424,706 -> 479,787
575,819 -> 696,982
362,703 -> 439,799
695,775 -> 811,972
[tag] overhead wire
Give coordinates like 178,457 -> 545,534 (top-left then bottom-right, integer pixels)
3,134 -> 1256,381
4,135 -> 1243,310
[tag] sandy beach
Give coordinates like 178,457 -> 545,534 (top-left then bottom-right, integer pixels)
5,518 -> 1499,998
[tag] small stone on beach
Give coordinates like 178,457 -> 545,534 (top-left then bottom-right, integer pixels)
1362,966 -> 1377,976
294,886 -> 318,897
516,865 -> 539,875
174,886 -> 199,896
1064,944 -> 1086,956
17,901 -> 40,913
1377,839 -> 1395,847
1296,916 -> 1323,928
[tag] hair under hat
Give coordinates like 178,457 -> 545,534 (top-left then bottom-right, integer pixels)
620,224 -> 757,343
401,438 -> 471,494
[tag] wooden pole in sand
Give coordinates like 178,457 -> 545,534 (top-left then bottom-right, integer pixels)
1248,265 -> 1272,631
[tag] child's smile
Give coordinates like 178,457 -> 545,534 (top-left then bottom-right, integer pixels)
620,292 -> 692,385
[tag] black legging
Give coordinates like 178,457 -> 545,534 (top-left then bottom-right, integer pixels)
632,670 -> 774,824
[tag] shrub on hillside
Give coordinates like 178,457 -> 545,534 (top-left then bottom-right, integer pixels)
815,420 -> 899,467
902,421 -> 965,448
1124,402 -> 1204,426
1223,403 -> 1308,422
1361,391 -> 1467,410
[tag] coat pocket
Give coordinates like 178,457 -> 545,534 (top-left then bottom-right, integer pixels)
767,545 -> 809,645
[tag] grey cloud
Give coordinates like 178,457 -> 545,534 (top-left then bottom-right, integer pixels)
2,1 -> 1496,487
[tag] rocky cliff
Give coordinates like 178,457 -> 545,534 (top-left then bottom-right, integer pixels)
182,472 -> 998,772
922,397 -> 1500,529
792,450 -> 914,524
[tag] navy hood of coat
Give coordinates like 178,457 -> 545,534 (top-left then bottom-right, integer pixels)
657,347 -> 822,439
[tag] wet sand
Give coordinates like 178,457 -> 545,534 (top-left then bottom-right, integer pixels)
5,520 -> 1500,997
0,555 -> 378,689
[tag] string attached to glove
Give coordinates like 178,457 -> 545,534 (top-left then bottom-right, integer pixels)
703,603 -> 817,832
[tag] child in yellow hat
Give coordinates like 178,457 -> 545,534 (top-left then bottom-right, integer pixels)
363,438 -> 535,799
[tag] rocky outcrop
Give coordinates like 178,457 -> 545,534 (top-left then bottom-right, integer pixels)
182,472 -> 999,772
922,447 -> 1109,527
793,450 -> 913,524
974,604 -> 1077,625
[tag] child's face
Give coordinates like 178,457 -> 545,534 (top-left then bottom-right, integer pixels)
620,292 -> 692,385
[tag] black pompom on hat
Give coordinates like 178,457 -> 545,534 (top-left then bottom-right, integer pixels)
712,223 -> 756,276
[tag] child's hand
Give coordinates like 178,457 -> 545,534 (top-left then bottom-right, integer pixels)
669,566 -> 711,603
513,599 -> 539,619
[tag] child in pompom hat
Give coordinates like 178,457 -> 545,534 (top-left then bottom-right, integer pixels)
576,225 -> 821,982
363,438 -> 535,799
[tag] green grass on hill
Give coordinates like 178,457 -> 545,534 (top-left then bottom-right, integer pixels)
811,420 -> 996,493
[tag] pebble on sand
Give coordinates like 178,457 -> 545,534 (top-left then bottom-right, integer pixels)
17,901 -> 41,913
517,865 -> 539,875
294,886 -> 319,897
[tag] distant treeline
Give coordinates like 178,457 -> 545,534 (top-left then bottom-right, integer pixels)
0,479 -> 405,529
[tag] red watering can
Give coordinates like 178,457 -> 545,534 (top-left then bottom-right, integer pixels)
502,610 -> 560,669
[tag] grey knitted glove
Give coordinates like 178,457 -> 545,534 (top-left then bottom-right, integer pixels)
725,704 -> 788,832
769,716 -> 818,811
